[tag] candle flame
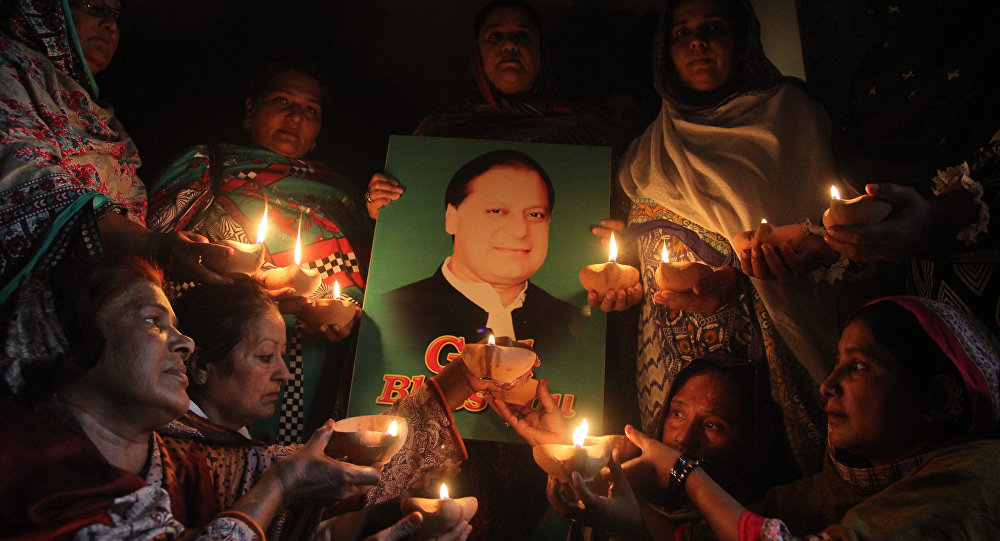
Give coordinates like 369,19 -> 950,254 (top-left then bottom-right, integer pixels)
661,243 -> 669,263
385,420 -> 398,436
761,218 -> 768,224
333,281 -> 341,300
439,483 -> 450,499
830,186 -> 841,200
609,233 -> 618,262
294,211 -> 303,265
488,334 -> 496,345
573,419 -> 588,448
256,199 -> 268,244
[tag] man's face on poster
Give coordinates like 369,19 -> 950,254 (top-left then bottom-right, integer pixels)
446,164 -> 551,286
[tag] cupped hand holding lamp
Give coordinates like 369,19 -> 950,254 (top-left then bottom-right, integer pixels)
653,243 -> 739,314
735,216 -> 841,282
586,219 -> 644,312
824,182 -> 982,262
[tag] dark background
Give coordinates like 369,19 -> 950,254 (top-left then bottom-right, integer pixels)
99,1 -> 664,190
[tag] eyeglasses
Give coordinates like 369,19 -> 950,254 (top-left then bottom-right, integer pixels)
69,0 -> 122,24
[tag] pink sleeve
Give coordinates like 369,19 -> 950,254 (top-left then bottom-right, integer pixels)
739,510 -> 766,541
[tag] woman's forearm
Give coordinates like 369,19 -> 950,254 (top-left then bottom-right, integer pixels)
685,468 -> 748,541
98,210 -> 155,258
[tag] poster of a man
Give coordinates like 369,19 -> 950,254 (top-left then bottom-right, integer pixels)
351,136 -> 609,442
384,149 -> 580,353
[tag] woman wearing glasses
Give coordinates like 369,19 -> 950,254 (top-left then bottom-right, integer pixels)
0,0 -> 232,309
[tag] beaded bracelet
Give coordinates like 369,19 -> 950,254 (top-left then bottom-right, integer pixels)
670,455 -> 703,489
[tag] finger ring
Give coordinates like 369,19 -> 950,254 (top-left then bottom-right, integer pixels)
364,191 -> 374,204
504,422 -> 511,428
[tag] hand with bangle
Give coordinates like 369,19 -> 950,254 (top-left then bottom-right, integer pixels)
616,424 -> 687,494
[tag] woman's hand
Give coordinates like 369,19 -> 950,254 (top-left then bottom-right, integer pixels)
652,266 -> 738,314
824,183 -> 947,262
486,378 -> 568,446
738,235 -> 839,281
617,425 -> 681,493
159,231 -> 235,285
366,173 -> 404,220
547,450 -> 648,540
590,219 -> 626,245
587,219 -> 641,311
587,284 -> 644,312
299,303 -> 360,342
269,420 -> 380,507
433,351 -> 507,411
98,212 -> 232,285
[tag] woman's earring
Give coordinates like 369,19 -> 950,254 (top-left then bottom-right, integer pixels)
242,113 -> 252,133
310,142 -> 317,153
193,371 -> 208,386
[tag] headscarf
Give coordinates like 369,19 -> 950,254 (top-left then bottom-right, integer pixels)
619,0 -> 855,384
413,0 -> 615,150
470,0 -> 553,113
865,296 -> 1000,437
2,0 -> 99,96
652,0 -> 789,111
620,0 -> 837,242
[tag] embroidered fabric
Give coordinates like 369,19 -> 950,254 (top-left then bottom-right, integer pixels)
931,162 -> 990,246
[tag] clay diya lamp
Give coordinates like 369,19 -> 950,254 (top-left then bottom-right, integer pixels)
261,264 -> 322,296
329,415 -> 407,467
400,483 -> 478,539
654,243 -> 713,293
822,186 -> 892,229
532,419 -> 611,483
203,199 -> 268,275
579,233 -> 640,297
732,219 -> 808,254
202,240 -> 265,275
462,335 -> 537,385
261,208 -> 323,296
491,378 -> 539,406
299,281 -> 358,328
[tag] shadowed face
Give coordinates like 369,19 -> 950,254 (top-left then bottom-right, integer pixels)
662,371 -> 749,479
446,164 -> 550,288
821,320 -> 929,465
76,280 -> 193,428
247,71 -> 323,159
668,0 -> 738,93
199,306 -> 289,430
478,6 -> 542,95
69,0 -> 121,74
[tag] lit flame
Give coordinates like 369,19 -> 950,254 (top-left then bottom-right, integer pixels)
761,218 -> 768,224
439,483 -> 450,499
385,420 -> 398,436
609,233 -> 618,262
830,186 -> 841,200
333,281 -> 341,300
294,211 -> 303,265
256,198 -> 268,244
488,334 -> 496,345
573,419 -> 588,448
661,243 -> 669,263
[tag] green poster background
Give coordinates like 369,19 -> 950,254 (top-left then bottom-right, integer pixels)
349,136 -> 609,442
